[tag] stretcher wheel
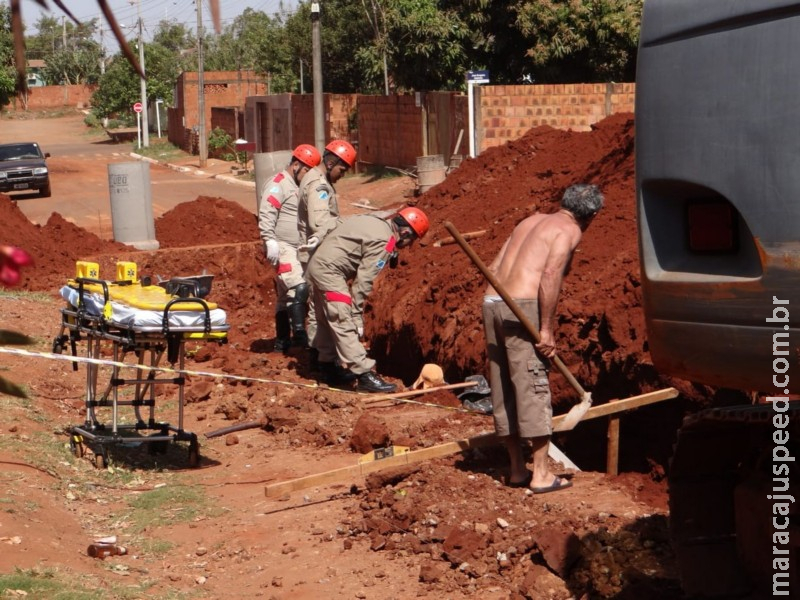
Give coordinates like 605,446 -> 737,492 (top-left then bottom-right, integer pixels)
52,339 -> 63,354
187,441 -> 200,468
94,451 -> 107,470
69,435 -> 85,458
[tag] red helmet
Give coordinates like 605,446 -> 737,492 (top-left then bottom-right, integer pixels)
325,140 -> 357,168
292,144 -> 321,168
398,207 -> 430,238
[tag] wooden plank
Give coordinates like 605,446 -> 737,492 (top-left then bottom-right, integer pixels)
554,388 -> 678,426
264,433 -> 498,497
360,381 -> 477,404
264,388 -> 678,497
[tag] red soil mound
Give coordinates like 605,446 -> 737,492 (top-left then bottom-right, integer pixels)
155,196 -> 259,248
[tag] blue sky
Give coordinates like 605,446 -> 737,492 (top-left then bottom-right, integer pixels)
21,0 -> 299,46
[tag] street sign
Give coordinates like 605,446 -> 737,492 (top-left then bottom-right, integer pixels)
466,70 -> 490,84
133,102 -> 143,113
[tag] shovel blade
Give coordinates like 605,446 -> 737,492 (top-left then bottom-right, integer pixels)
552,393 -> 592,432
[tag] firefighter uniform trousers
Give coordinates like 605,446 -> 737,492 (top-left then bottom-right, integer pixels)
258,170 -> 306,310
298,165 -> 344,345
306,215 -> 396,375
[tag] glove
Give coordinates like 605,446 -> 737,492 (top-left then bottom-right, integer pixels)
299,236 -> 320,252
265,239 -> 280,265
354,315 -> 364,338
356,325 -> 364,338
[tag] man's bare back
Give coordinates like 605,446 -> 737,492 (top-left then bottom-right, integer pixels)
486,210 -> 583,357
487,210 -> 583,298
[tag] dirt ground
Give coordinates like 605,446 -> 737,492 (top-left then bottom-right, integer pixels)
0,114 -> 745,599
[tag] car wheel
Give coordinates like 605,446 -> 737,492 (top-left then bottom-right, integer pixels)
39,184 -> 51,198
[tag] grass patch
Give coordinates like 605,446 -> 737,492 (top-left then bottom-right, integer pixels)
126,484 -> 218,533
131,140 -> 188,163
138,537 -> 175,557
0,567 -> 185,600
0,567 -> 102,600
0,288 -> 56,303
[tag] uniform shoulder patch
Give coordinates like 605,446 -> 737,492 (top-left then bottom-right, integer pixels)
316,188 -> 330,201
273,173 -> 285,183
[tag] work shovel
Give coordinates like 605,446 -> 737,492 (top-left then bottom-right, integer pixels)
443,221 -> 592,431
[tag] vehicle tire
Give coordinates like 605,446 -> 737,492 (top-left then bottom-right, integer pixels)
39,184 -> 51,198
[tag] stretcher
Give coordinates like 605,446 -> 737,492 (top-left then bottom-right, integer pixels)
53,261 -> 229,468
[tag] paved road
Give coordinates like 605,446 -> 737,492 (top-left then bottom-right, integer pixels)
1,114 -> 257,238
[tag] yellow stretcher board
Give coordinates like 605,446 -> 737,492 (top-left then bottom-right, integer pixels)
66,280 -> 219,312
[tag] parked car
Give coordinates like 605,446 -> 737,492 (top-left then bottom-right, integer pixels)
0,142 -> 51,198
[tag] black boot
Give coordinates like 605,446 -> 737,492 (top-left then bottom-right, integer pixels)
319,362 -> 358,387
308,347 -> 320,373
288,300 -> 309,348
357,371 -> 397,393
274,310 -> 291,354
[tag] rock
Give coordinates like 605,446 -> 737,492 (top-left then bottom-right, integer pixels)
519,563 -> 569,598
443,526 -> 485,564
419,560 -> 446,583
364,465 -> 420,491
186,381 -> 214,403
349,413 -> 391,453
531,526 -> 581,578
225,434 -> 239,446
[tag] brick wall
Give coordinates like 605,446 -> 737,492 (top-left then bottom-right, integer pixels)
7,84 -> 95,111
477,82 -> 635,152
171,71 -> 266,153
357,94 -> 423,168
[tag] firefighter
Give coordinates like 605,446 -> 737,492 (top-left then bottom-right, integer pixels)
297,139 -> 357,361
258,143 -> 322,352
305,207 -> 430,393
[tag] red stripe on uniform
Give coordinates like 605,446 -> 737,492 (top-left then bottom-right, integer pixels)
273,173 -> 285,183
276,263 -> 292,274
267,195 -> 282,209
325,291 -> 352,305
385,236 -> 397,253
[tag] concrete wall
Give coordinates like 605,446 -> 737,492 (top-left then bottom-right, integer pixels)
477,82 -> 635,152
7,84 -> 95,111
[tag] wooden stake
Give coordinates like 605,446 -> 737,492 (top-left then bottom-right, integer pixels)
433,230 -> 486,247
606,416 -> 620,476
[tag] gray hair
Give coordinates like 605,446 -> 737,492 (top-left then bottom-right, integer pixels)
561,184 -> 604,219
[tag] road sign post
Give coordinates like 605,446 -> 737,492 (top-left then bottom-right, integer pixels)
133,102 -> 143,149
466,70 -> 490,158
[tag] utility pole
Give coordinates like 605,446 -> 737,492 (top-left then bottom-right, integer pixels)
137,0 -> 149,147
311,2 -> 324,152
196,0 -> 207,167
98,17 -> 105,75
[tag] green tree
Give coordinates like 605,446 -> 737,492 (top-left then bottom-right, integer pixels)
203,8 -> 294,93
0,3 -> 16,106
514,0 -> 642,82
91,41 -> 180,120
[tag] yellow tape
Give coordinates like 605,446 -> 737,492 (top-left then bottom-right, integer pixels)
0,346 -> 329,392
0,347 -> 487,414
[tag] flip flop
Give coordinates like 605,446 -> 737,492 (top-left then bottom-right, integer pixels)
507,471 -> 533,488
531,476 -> 573,495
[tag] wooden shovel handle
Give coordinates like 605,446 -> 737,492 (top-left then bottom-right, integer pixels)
443,221 -> 587,398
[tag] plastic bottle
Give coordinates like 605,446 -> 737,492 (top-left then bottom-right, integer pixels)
87,544 -> 127,559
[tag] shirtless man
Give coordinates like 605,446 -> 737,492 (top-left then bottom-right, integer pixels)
483,183 -> 604,493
